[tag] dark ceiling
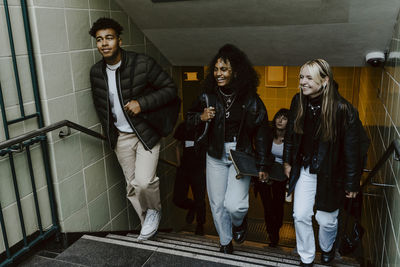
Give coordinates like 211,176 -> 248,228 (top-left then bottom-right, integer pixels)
116,0 -> 400,66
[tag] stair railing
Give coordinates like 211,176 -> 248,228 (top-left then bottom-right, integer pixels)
0,119 -> 176,266
361,138 -> 399,189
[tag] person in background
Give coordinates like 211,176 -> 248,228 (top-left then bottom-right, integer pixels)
254,108 -> 289,247
172,121 -> 206,235
187,44 -> 272,254
283,59 -> 361,266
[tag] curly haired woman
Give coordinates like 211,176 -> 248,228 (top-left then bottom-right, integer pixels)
187,44 -> 273,254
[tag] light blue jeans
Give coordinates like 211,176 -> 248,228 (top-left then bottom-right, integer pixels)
206,142 -> 251,246
293,167 -> 339,264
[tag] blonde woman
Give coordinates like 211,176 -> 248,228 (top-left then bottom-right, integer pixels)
283,59 -> 361,266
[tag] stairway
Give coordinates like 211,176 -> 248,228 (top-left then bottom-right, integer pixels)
19,232 -> 360,267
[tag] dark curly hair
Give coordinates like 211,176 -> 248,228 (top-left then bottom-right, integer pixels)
203,44 -> 259,98
89,17 -> 123,38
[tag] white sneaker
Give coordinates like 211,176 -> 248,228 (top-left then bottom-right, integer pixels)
138,209 -> 161,240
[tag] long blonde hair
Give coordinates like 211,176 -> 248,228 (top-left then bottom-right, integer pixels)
294,59 -> 341,141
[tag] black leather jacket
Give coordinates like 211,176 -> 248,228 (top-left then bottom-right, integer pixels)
187,92 -> 273,172
283,93 -> 361,211
90,49 -> 177,150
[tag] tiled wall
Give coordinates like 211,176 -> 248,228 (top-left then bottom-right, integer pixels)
0,0 -> 54,252
0,0 -> 181,253
358,15 -> 400,266
255,66 -> 360,118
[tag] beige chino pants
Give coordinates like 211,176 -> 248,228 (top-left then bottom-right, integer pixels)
114,132 -> 161,224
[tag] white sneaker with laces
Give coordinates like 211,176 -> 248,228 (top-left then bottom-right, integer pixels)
138,209 -> 161,240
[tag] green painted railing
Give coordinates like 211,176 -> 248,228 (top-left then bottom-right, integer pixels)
0,0 -> 59,266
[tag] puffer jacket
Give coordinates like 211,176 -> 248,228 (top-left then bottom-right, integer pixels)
283,93 -> 361,211
187,92 -> 273,172
90,49 -> 177,150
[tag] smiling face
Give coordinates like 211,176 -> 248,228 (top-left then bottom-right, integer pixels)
214,58 -> 233,87
299,66 -> 326,98
299,65 -> 329,98
95,28 -> 122,64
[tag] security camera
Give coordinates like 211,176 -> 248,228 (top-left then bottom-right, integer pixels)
365,51 -> 385,67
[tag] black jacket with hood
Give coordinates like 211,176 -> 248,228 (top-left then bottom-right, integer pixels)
90,49 -> 177,150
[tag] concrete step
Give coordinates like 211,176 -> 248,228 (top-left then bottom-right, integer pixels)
57,234 -> 264,266
108,233 -> 299,267
152,231 -> 300,260
17,254 -> 85,267
33,232 -> 359,267
168,232 -> 360,267
123,232 -> 359,267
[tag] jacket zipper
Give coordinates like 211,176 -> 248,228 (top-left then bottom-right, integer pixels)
236,104 -> 247,144
115,69 -> 152,152
102,71 -> 112,146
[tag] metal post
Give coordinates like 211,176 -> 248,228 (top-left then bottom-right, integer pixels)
20,0 -> 60,232
39,141 -> 59,228
26,147 -> 44,234
8,154 -> 28,246
3,0 -> 25,117
0,203 -> 11,259
0,83 -> 10,140
20,0 -> 43,128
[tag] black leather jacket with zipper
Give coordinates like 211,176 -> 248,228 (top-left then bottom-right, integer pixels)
187,92 -> 273,172
90,49 -> 177,150
283,93 -> 361,211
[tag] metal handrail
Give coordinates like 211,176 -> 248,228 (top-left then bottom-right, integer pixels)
0,120 -> 105,152
0,120 -> 178,168
361,138 -> 400,188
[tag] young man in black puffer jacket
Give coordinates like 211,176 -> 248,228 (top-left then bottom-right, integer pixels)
89,18 -> 178,240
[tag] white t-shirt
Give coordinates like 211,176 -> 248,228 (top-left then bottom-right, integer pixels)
106,61 -> 133,133
271,142 -> 284,164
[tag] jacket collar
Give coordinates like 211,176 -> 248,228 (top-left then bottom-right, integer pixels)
101,48 -> 127,71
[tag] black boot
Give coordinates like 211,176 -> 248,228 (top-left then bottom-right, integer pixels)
185,208 -> 196,224
268,230 -> 279,247
300,261 -> 313,267
219,241 -> 233,254
321,247 -> 335,263
232,215 -> 248,244
195,223 -> 204,236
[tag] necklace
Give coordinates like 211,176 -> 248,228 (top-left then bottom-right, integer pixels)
219,88 -> 237,118
308,103 -> 321,116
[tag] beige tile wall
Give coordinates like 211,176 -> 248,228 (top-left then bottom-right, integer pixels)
358,16 -> 400,266
0,0 -> 181,253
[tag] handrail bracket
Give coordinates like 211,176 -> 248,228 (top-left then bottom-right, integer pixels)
59,126 -> 71,138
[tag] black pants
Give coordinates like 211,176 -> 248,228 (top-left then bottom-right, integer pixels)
173,156 -> 206,224
256,179 -> 286,238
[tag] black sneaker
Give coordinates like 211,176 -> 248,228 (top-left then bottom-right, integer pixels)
185,208 -> 196,224
195,223 -> 204,236
232,215 -> 247,244
219,241 -> 233,254
268,230 -> 279,247
300,261 -> 313,267
321,247 -> 335,263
